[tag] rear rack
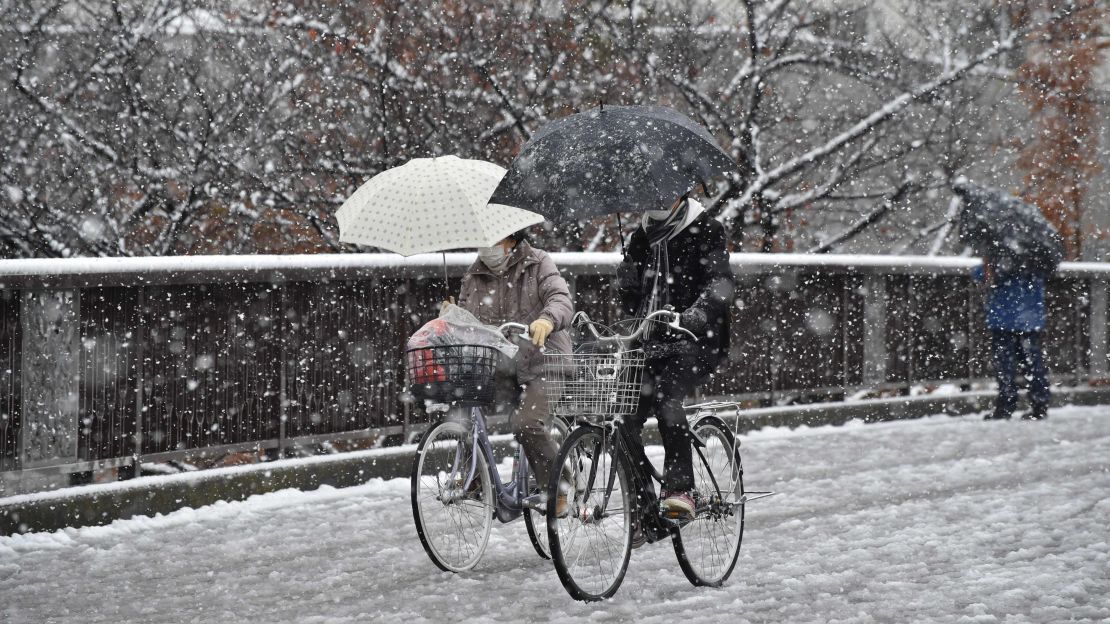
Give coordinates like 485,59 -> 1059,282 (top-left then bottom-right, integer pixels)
687,400 -> 777,504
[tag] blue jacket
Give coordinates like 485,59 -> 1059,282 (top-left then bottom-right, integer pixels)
972,266 -> 1046,332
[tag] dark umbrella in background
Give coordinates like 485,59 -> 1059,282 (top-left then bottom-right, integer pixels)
489,105 -> 737,222
952,177 -> 1064,274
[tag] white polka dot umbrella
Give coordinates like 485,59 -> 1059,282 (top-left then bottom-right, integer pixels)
335,156 -> 545,256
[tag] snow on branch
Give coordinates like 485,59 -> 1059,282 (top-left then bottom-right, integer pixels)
13,83 -> 120,164
773,135 -> 880,213
808,182 -> 914,254
793,31 -> 1017,83
718,14 -> 1056,225
928,196 -> 962,256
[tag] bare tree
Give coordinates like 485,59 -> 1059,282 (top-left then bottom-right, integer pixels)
588,0 -> 1090,253
0,0 -> 1096,258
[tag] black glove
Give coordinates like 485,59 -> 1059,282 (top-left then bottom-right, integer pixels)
642,339 -> 697,361
680,307 -> 708,335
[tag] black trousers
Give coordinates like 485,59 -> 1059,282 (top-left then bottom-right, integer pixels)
624,355 -> 707,493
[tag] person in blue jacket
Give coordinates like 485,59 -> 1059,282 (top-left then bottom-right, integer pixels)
973,259 -> 1051,420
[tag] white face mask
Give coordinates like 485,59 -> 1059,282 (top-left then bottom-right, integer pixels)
644,208 -> 673,221
478,244 -> 510,271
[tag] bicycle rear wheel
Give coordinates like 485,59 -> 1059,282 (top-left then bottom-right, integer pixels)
523,415 -> 571,560
410,418 -> 493,573
547,424 -> 633,601
672,415 -> 745,587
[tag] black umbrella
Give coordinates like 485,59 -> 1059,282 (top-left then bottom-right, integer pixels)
952,177 -> 1063,274
490,105 -> 736,222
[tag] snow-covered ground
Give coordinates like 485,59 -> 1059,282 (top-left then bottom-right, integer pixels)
2,406 -> 1108,623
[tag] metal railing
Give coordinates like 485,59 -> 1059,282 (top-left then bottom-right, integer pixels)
0,253 -> 1107,484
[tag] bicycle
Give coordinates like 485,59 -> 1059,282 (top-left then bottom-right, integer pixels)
407,322 -> 570,572
543,310 -> 772,601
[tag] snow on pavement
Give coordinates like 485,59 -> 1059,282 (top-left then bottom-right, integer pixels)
2,406 -> 1108,623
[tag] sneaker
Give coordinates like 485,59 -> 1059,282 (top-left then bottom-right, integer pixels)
660,491 -> 696,521
552,495 -> 569,517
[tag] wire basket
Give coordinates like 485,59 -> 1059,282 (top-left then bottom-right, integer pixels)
406,344 -> 500,404
544,346 -> 646,421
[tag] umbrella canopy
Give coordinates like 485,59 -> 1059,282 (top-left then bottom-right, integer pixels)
489,105 -> 737,222
953,177 -> 1063,274
336,155 -> 544,256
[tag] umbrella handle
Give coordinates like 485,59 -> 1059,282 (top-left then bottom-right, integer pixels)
442,252 -> 450,300
616,213 -> 626,255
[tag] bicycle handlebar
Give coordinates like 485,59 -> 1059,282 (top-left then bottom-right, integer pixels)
498,321 -> 531,342
572,309 -> 697,345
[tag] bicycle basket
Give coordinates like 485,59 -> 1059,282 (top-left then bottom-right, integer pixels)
406,344 -> 500,404
544,347 -> 645,421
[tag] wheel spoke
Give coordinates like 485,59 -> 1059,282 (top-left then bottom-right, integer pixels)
674,420 -> 745,587
412,421 -> 493,572
549,426 -> 632,600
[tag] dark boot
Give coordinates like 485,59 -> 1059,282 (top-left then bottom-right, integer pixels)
1022,404 -> 1048,420
984,408 -> 1012,421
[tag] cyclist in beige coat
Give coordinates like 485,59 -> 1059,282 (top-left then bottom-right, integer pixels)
446,231 -> 573,510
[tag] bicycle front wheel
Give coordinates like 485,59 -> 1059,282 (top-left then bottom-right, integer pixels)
672,415 -> 745,587
410,419 -> 493,573
547,424 -> 633,602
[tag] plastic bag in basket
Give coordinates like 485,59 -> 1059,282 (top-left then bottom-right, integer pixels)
405,304 -> 519,359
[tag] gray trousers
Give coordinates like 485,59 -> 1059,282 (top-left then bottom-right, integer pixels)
495,377 -> 559,487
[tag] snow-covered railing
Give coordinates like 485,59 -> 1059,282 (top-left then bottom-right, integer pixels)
1,252 -> 1108,285
0,252 -> 1107,490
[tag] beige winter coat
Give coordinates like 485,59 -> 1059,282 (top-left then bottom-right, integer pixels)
458,241 -> 573,382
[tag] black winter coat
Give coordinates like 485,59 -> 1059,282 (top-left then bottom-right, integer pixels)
617,212 -> 735,370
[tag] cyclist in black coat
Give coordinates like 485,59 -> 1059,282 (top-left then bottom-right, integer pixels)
617,194 -> 735,521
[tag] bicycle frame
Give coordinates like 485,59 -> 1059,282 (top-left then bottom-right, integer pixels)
452,406 -> 532,524
569,415 -> 746,544
433,320 -> 543,524
559,314 -> 768,522
544,318 -> 774,599
612,420 -> 677,541
564,419 -> 660,538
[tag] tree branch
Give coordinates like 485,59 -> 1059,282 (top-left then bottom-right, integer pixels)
807,182 -> 914,253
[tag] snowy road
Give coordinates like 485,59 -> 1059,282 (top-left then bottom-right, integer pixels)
3,407 -> 1109,623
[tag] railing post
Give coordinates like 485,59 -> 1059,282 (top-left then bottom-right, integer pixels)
278,285 -> 288,458
132,288 -> 145,479
1090,278 -> 1107,380
401,277 -> 412,443
904,275 -> 916,391
19,289 -> 81,470
766,283 -> 779,408
966,278 -> 978,381
841,277 -> 850,393
0,292 -> 21,488
862,274 -> 887,387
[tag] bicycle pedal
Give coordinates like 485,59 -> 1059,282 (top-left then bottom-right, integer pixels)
659,508 -> 694,526
521,494 -> 547,514
657,512 -> 683,526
